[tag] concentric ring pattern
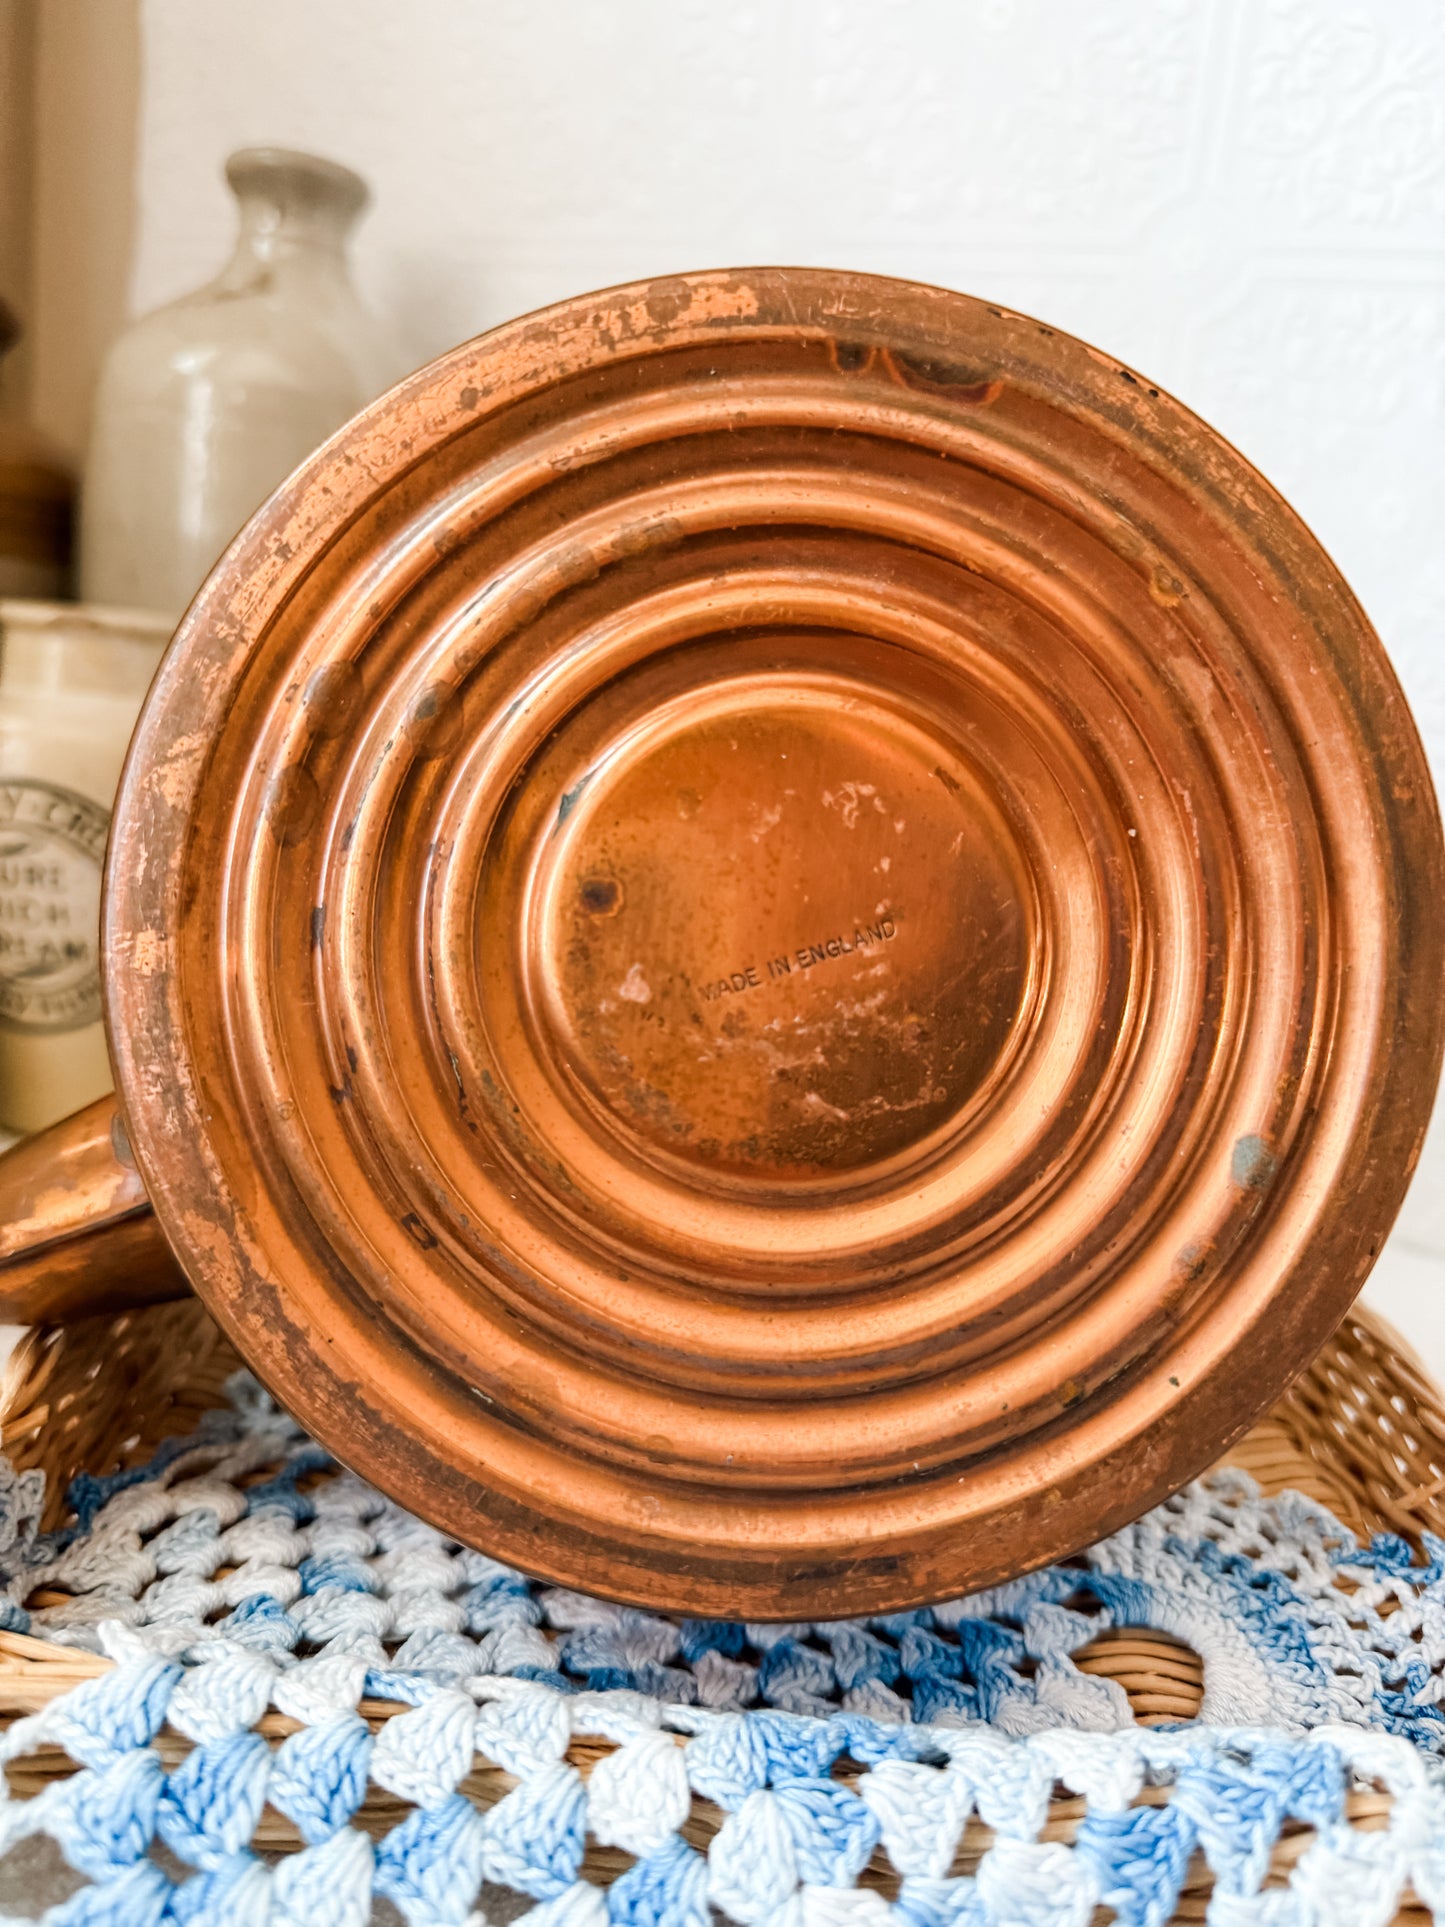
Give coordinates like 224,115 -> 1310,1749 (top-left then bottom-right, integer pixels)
105,270 -> 1444,1615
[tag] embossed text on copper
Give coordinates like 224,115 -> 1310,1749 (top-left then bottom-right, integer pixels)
96,269 -> 1444,1615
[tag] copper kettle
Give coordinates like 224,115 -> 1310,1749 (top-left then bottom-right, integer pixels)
0,269 -> 1439,1618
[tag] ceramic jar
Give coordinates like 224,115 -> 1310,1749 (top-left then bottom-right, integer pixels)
0,599 -> 169,1133
80,148 -> 400,620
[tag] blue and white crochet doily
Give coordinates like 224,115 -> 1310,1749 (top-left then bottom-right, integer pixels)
1,1375 -> 1444,1925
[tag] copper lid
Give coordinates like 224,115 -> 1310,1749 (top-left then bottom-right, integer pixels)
103,269 -> 1444,1615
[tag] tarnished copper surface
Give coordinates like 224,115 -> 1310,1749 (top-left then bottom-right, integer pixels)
0,1095 -> 186,1320
3,268 -> 1442,1615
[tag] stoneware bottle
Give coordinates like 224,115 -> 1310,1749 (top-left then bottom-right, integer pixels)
80,148 -> 400,620
0,599 -> 169,1134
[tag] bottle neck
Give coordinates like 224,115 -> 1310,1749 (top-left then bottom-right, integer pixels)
216,150 -> 368,291
222,193 -> 353,284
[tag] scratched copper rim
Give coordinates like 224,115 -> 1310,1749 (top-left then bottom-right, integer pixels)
104,269 -> 1444,1616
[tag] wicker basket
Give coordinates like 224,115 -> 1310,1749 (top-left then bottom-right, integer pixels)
1,1295 -> 1443,1919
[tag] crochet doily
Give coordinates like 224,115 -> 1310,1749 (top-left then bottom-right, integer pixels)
1,1376 -> 1444,1925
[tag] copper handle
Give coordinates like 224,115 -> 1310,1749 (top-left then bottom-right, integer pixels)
0,1095 -> 188,1323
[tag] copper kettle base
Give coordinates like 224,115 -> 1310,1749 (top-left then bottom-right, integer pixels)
0,270 -> 1439,1617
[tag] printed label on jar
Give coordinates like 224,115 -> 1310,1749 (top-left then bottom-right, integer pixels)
0,779 -> 109,1034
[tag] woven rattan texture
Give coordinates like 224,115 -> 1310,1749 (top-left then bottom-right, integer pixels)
0,1302 -> 1443,1924
10,1304 -> 1443,1555
0,1302 -> 241,1533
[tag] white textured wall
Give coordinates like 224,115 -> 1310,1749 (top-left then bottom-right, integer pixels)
133,0 -> 1445,1361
